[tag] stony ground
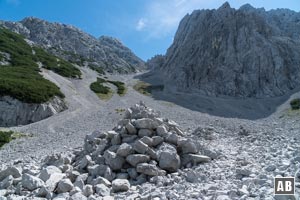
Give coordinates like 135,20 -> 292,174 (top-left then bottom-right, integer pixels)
0,68 -> 300,199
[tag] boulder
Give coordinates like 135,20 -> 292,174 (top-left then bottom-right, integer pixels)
56,179 -> 74,193
95,184 -> 111,196
136,163 -> 166,176
157,143 -> 180,172
140,136 -> 153,146
133,118 -> 159,129
92,177 -> 111,187
126,154 -> 150,167
83,184 -> 94,197
133,140 -> 149,154
138,129 -> 153,137
152,136 -> 164,147
178,138 -> 198,154
103,151 -> 125,171
22,174 -> 45,191
0,175 -> 13,189
125,123 -> 137,135
0,166 -> 22,181
112,179 -> 130,192
156,125 -> 169,137
116,143 -> 133,157
39,166 -> 62,182
70,192 -> 88,200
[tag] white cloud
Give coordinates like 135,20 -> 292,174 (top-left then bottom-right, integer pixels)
136,18 -> 147,31
136,0 -> 216,39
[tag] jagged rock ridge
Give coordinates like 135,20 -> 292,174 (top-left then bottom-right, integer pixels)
156,2 -> 300,98
0,17 -> 145,73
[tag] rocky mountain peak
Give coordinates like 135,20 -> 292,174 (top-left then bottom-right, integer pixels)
0,17 -> 145,73
155,3 -> 300,98
239,3 -> 256,11
218,2 -> 231,10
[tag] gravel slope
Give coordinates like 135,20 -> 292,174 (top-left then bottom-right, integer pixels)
0,69 -> 299,199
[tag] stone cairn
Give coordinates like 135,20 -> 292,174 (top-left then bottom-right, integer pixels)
0,102 -> 211,199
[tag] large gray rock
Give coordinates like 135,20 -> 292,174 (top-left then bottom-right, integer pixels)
103,151 -> 125,171
116,143 -> 133,157
111,179 -> 130,192
56,179 -> 73,193
22,174 -> 45,191
95,184 -> 110,196
133,140 -> 149,154
133,118 -> 159,129
178,139 -> 198,154
136,163 -> 166,176
157,143 -> 180,172
39,166 -> 62,182
0,96 -> 66,127
126,154 -> 150,167
154,2 -> 300,98
0,175 -> 13,189
0,17 -> 145,74
0,166 -> 22,181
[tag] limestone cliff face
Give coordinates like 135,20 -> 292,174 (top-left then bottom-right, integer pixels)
0,96 -> 66,127
0,17 -> 145,73
160,2 -> 300,97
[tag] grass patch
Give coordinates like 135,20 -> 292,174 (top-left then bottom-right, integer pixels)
115,108 -> 125,113
89,64 -> 105,75
133,81 -> 164,96
96,90 -> 114,101
0,28 -> 65,103
0,130 -> 28,148
0,131 -> 13,147
90,79 -> 113,101
33,47 -> 81,78
107,80 -> 127,96
290,98 -> 300,110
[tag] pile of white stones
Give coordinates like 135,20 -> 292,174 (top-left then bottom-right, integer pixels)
0,102 -> 211,199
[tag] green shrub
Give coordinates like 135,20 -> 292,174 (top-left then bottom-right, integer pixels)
0,131 -> 13,147
89,64 -> 105,75
90,81 -> 110,94
290,98 -> 300,110
0,28 -> 64,103
108,80 -> 126,95
33,47 -> 81,78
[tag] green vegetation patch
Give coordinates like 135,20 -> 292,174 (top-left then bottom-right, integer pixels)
107,80 -> 126,95
89,64 -> 105,75
90,79 -> 113,101
133,81 -> 164,96
0,28 -> 64,103
90,81 -> 111,94
290,98 -> 300,110
0,131 -> 13,147
34,47 -> 81,78
0,130 -> 30,148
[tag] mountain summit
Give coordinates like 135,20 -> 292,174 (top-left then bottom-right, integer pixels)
156,3 -> 300,98
0,17 -> 145,73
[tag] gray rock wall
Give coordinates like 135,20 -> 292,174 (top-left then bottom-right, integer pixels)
161,2 -> 300,98
0,96 -> 67,127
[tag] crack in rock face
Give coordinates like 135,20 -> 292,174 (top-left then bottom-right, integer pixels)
0,102 -> 211,198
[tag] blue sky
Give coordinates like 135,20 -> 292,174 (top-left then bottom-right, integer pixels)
1,0 -> 299,61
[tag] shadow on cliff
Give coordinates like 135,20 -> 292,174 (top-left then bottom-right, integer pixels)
134,71 -> 299,120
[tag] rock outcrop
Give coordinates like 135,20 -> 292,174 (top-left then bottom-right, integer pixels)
0,103 -> 211,198
158,2 -> 300,98
0,17 -> 145,73
0,96 -> 66,127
